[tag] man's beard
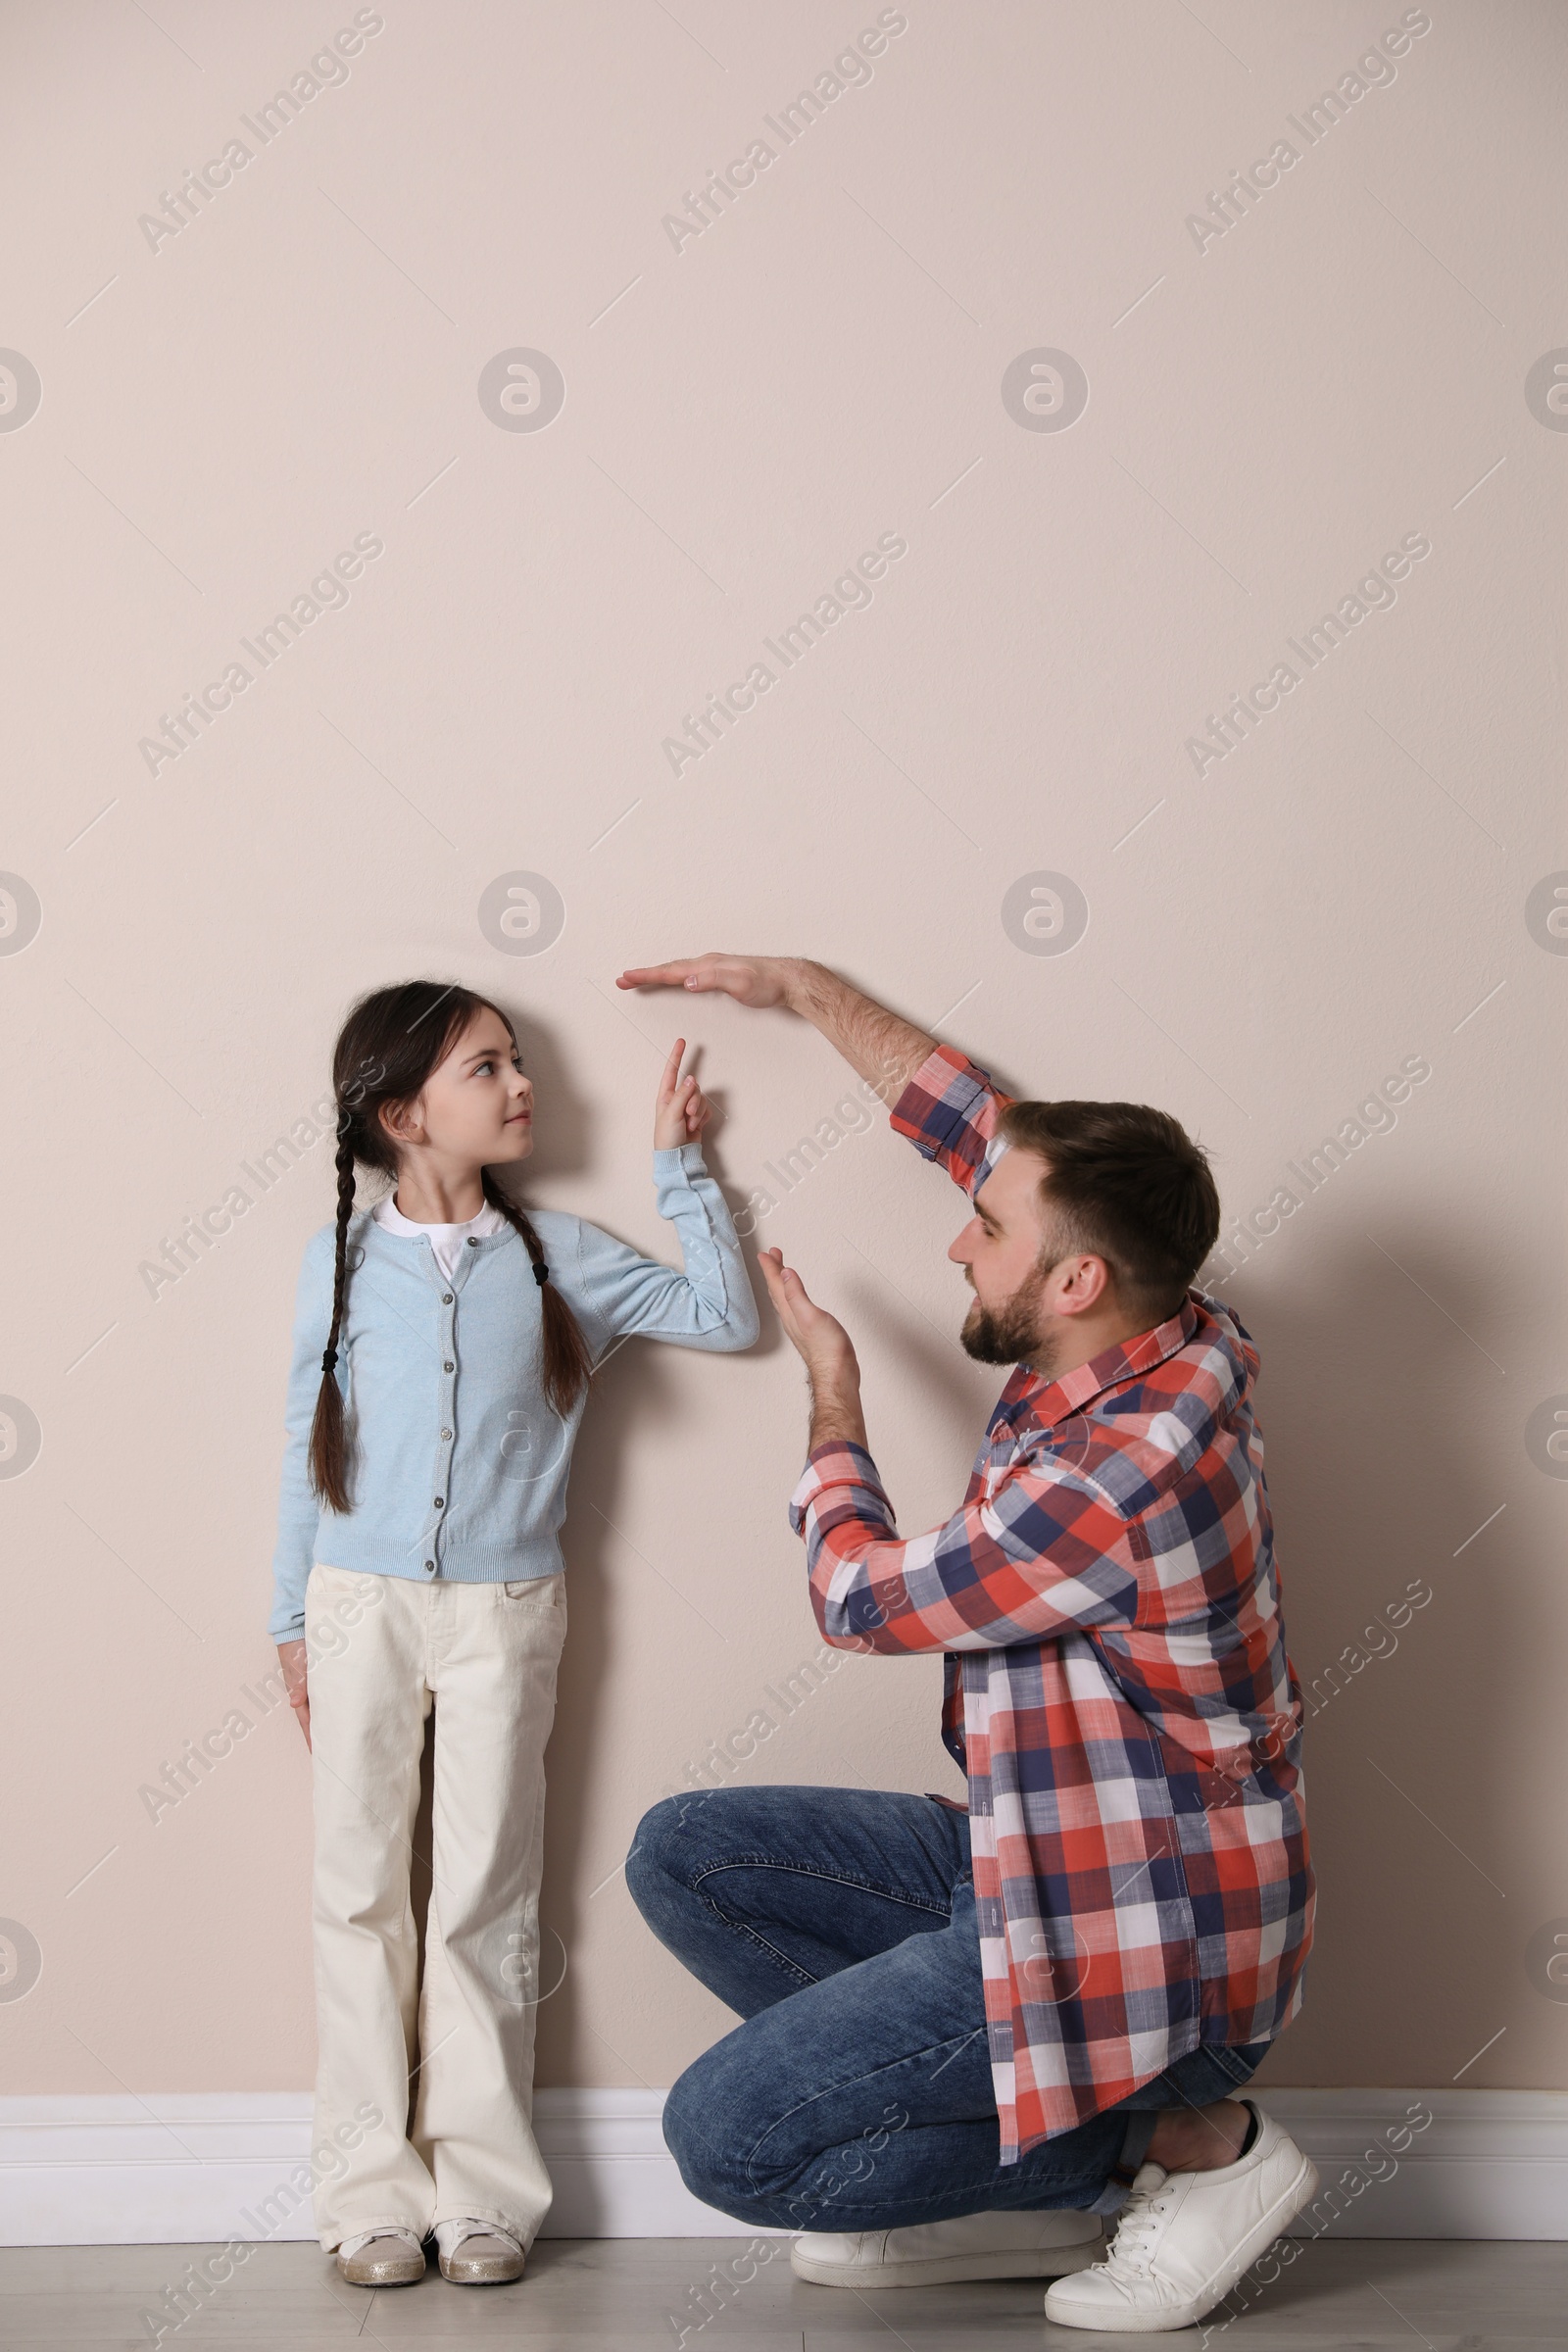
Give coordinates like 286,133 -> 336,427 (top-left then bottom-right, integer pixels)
960,1256 -> 1062,1374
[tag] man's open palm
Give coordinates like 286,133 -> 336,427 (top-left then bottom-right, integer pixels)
758,1249 -> 857,1380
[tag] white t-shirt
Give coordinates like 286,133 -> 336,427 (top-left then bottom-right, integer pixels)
372,1192 -> 506,1281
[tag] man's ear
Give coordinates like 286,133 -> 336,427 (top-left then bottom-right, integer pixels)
1051,1254 -> 1112,1318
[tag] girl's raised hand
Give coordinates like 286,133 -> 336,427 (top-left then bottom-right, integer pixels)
654,1037 -> 713,1151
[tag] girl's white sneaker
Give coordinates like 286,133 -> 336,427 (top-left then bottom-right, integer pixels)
435,2220 -> 525,2283
1043,2099 -> 1318,2332
791,2206 -> 1102,2287
334,2229 -> 425,2285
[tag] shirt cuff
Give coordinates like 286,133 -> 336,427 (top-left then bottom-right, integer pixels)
889,1043 -> 1011,1194
888,1043 -> 972,1134
788,1439 -> 892,1535
652,1142 -> 708,1180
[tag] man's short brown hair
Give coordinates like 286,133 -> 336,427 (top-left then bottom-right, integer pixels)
997,1099 -> 1221,1325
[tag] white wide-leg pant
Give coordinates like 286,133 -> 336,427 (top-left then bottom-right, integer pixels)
304,1562 -> 566,2253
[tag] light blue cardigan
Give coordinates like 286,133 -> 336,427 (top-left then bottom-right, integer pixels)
269,1144 -> 758,1639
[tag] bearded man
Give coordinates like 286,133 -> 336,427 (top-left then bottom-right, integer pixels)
620,953 -> 1317,2335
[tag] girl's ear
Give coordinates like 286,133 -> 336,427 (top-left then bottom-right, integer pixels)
377,1094 -> 419,1148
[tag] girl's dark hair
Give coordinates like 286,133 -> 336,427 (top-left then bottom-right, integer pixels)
308,980 -> 592,1514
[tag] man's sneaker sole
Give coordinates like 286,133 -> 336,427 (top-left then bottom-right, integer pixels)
792,2234 -> 1101,2288
1045,2149 -> 1320,2333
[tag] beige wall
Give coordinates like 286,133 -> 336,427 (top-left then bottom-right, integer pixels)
1,0 -> 1563,2107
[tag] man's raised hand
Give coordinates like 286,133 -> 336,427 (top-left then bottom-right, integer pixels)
757,1247 -> 853,1374
618,953 -> 791,1009
758,1247 -> 868,1450
617,954 -> 935,1099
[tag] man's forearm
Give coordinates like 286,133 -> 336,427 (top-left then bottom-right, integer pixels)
806,1366 -> 868,1455
779,960 -> 936,1103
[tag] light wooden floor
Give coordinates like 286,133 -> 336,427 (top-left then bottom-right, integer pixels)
2,2235 -> 1566,2348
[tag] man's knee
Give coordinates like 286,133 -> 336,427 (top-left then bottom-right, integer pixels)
661,2049 -> 717,2177
662,2043 -> 776,2222
623,1795 -> 685,1923
623,1787 -> 749,1924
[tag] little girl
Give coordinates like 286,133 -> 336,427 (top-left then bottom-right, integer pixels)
270,979 -> 757,2287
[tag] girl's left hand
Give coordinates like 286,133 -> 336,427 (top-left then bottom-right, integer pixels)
654,1036 -> 712,1151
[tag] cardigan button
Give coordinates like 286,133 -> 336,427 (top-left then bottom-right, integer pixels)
466,1237 -> 480,1247
442,1293 -> 454,1304
441,1429 -> 452,1441
444,1361 -> 454,1373
423,1560 -> 434,1572
434,1496 -> 444,1508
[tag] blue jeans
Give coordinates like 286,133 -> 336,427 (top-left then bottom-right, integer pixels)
625,1784 -> 1268,2233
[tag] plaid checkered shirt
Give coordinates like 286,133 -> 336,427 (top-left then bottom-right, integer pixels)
788,1045 -> 1314,2161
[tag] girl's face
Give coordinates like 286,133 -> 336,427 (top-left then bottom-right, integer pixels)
380,1005 -> 535,1171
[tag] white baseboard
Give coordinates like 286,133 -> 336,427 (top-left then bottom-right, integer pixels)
1,2087 -> 1564,2246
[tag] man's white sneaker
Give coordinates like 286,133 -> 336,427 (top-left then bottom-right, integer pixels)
791,2206 -> 1102,2287
1044,2099 -> 1318,2333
